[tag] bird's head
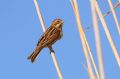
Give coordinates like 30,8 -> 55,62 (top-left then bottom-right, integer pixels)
51,19 -> 64,28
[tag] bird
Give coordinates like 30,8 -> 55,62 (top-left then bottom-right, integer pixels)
27,19 -> 64,63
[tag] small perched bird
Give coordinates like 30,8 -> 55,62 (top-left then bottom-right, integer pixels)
28,19 -> 64,63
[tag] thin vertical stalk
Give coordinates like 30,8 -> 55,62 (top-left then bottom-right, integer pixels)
70,0 -> 95,79
82,63 -> 97,79
107,0 -> 120,36
85,1 -> 120,31
34,0 -> 63,79
94,0 -> 120,67
119,0 -> 120,4
91,0 -> 106,79
103,1 -> 120,17
84,36 -> 100,79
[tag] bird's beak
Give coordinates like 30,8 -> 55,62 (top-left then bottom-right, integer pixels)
62,21 -> 64,24
61,21 -> 64,25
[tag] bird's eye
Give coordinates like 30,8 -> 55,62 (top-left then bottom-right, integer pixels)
57,20 -> 60,22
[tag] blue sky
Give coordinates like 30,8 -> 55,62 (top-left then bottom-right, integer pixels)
0,0 -> 120,79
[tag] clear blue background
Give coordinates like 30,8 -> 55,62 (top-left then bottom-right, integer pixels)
0,0 -> 120,79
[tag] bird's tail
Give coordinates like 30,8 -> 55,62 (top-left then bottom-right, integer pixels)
28,46 -> 42,63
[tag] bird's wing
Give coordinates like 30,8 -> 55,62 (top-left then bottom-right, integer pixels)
37,26 -> 53,46
41,27 -> 60,47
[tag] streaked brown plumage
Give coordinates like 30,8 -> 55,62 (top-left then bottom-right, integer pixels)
28,19 -> 64,63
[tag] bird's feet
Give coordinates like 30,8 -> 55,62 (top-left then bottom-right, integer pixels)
48,46 -> 55,54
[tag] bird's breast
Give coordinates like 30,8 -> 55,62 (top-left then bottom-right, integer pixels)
60,31 -> 63,38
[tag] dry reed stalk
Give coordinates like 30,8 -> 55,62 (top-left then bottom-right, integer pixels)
82,63 -> 97,79
103,1 -> 120,17
94,0 -> 120,67
119,0 -> 120,4
85,1 -> 120,31
91,0 -> 105,79
72,0 -> 100,78
70,0 -> 95,79
84,37 -> 100,79
107,0 -> 120,36
34,0 -> 63,79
